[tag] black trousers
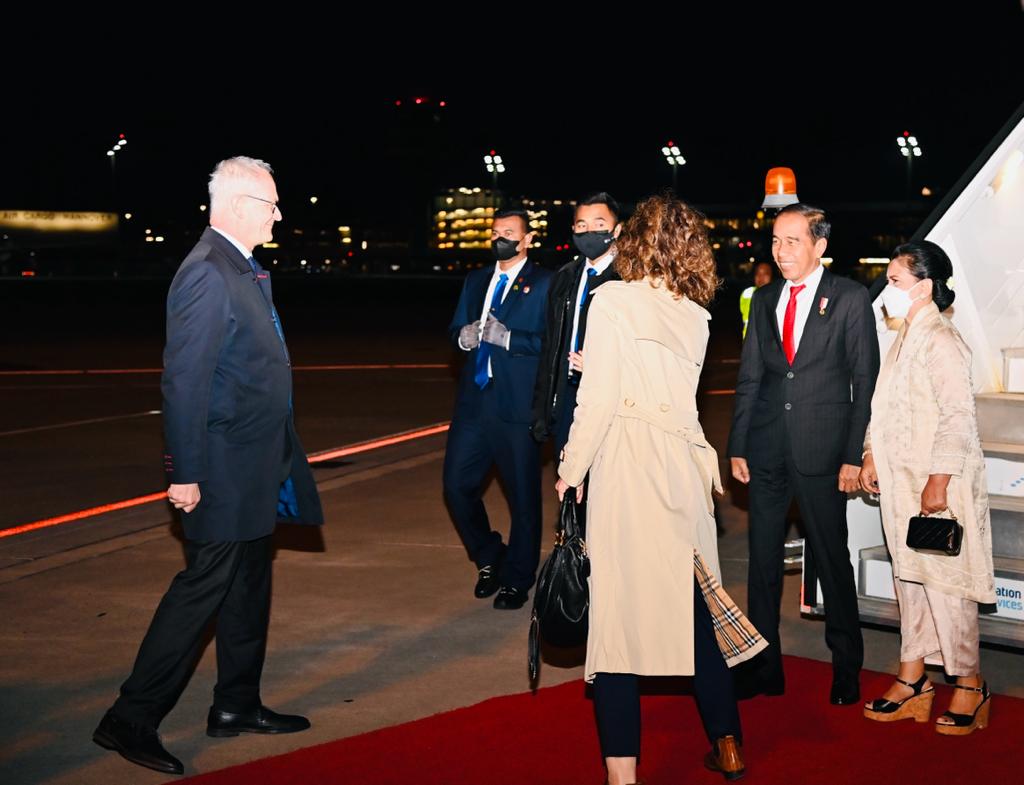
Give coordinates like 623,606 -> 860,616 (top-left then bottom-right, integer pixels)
592,578 -> 741,758
746,432 -> 863,686
553,375 -> 580,460
111,536 -> 273,728
443,386 -> 543,590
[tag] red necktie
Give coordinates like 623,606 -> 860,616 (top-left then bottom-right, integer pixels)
782,283 -> 806,365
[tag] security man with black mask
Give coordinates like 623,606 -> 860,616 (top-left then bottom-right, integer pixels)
443,208 -> 554,610
532,192 -> 622,457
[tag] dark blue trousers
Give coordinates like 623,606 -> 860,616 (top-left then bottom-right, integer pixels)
443,386 -> 542,591
592,577 -> 741,757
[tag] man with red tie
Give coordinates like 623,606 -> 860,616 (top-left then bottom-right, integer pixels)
727,203 -> 879,706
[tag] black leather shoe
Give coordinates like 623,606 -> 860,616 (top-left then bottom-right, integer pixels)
474,565 -> 501,598
93,710 -> 184,775
733,667 -> 784,700
206,705 -> 311,737
830,675 -> 861,705
493,585 -> 528,610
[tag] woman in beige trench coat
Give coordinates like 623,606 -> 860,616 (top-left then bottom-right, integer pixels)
555,195 -> 766,785
859,240 -> 996,735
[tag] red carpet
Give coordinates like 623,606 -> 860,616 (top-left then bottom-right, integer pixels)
182,656 -> 1021,784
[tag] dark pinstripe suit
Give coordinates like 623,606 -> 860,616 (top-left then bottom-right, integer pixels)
727,268 -> 879,687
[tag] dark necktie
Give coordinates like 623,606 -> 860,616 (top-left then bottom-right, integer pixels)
574,267 -> 598,352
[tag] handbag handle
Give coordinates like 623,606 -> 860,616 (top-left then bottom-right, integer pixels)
556,492 -> 583,543
917,508 -> 957,521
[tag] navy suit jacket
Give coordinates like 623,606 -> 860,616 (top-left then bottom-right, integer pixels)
727,268 -> 879,476
448,260 -> 553,424
162,227 -> 323,541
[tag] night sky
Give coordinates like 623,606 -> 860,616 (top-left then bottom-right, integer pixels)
4,12 -> 1023,238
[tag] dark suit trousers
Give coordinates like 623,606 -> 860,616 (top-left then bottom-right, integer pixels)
443,385 -> 542,591
112,536 -> 272,728
553,374 -> 580,459
746,420 -> 863,685
592,578 -> 741,757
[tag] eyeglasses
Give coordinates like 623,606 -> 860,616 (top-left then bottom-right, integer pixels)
243,194 -> 280,214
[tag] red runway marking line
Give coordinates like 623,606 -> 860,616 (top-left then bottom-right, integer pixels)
308,423 -> 450,463
0,422 -> 452,540
295,364 -> 448,371
0,368 -> 163,376
0,492 -> 169,538
0,364 -> 448,377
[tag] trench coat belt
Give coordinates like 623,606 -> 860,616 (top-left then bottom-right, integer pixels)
615,401 -> 723,513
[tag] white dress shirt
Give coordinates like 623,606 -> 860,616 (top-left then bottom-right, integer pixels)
569,248 -> 616,357
775,262 -> 825,353
211,226 -> 254,264
459,257 -> 529,379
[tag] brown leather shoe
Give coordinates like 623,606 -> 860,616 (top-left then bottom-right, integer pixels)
704,735 -> 745,780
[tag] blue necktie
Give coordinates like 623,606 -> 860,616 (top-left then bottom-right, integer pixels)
248,257 -> 299,517
248,257 -> 288,359
474,272 -> 509,389
574,267 -> 598,352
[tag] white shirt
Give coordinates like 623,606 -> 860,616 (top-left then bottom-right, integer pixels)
460,257 -> 529,377
569,248 -> 616,358
775,262 -> 825,353
211,226 -> 254,264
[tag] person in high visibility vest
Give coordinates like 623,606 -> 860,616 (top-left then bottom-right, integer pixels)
740,261 -> 774,337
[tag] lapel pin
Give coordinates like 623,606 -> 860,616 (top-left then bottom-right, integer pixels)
818,296 -> 829,315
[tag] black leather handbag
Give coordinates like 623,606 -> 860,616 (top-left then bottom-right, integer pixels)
906,509 -> 963,556
528,493 -> 590,681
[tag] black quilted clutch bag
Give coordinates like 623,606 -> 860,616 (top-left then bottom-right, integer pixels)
906,510 -> 963,556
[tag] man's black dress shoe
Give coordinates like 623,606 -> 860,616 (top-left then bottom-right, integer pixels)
474,565 -> 501,598
830,675 -> 861,705
206,705 -> 311,737
493,585 -> 528,610
733,667 -> 784,700
93,710 -> 184,775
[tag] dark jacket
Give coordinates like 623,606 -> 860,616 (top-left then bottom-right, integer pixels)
530,255 -> 620,441
448,260 -> 553,424
162,227 -> 323,541
726,268 -> 880,476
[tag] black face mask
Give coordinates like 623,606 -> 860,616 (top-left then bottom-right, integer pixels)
491,236 -> 521,261
573,230 -> 614,260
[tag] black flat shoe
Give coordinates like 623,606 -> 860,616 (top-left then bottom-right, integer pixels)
733,666 -> 784,700
474,565 -> 501,598
493,585 -> 528,610
93,710 -> 184,775
830,674 -> 860,705
863,673 -> 934,722
207,705 -> 311,737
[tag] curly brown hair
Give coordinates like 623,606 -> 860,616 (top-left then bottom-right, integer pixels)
614,194 -> 720,305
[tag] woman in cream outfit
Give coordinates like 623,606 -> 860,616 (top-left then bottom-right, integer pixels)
555,195 -> 766,784
860,240 -> 995,735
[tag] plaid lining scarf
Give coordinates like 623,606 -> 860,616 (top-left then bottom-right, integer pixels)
695,551 -> 768,668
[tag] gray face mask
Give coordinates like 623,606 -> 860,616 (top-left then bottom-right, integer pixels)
491,237 -> 520,261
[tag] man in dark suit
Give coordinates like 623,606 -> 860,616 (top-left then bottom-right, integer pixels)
444,208 -> 553,610
93,157 -> 324,775
532,192 -> 622,457
727,203 -> 879,706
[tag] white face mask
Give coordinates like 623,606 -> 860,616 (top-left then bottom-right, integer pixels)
880,280 -> 925,319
